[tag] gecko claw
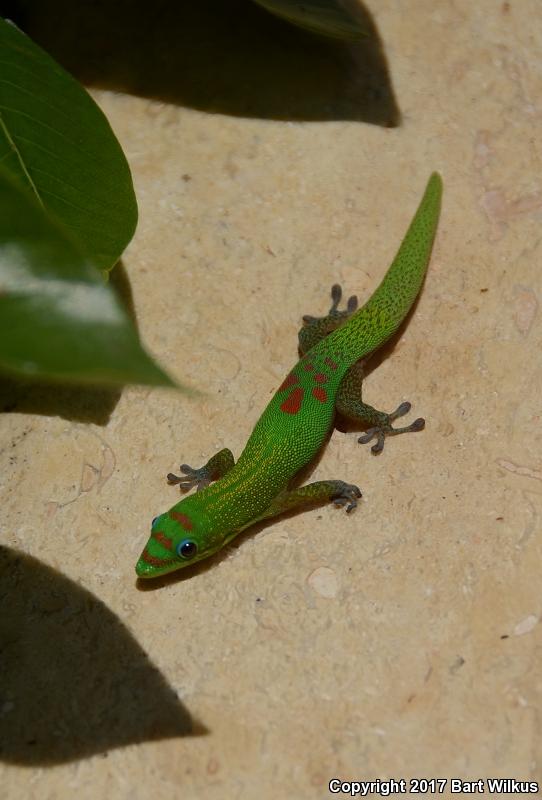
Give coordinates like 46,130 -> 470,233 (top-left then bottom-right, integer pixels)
358,401 -> 426,454
332,482 -> 362,513
167,463 -> 211,492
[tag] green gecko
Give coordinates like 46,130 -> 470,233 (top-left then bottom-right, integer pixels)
136,173 -> 442,579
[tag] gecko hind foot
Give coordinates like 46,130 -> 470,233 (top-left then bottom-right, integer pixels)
299,284 -> 359,353
358,401 -> 425,455
332,481 -> 362,513
167,463 -> 211,492
302,283 -> 358,325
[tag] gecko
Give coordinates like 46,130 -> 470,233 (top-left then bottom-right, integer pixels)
136,173 -> 442,579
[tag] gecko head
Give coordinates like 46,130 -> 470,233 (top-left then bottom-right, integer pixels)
135,498 -> 220,579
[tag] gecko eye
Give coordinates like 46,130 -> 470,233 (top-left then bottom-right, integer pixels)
177,539 -> 198,559
152,516 -> 159,526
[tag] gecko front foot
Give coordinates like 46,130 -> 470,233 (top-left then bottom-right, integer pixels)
358,401 -> 425,455
332,481 -> 362,513
167,463 -> 211,492
167,448 -> 235,492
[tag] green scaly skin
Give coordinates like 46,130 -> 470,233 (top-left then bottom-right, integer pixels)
136,173 -> 442,578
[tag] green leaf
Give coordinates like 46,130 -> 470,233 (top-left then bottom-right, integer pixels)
250,0 -> 368,40
0,17 -> 137,271
0,166 -> 174,388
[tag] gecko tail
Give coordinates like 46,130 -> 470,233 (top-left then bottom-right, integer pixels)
323,172 -> 442,365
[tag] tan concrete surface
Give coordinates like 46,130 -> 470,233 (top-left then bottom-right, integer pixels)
2,1 -> 542,798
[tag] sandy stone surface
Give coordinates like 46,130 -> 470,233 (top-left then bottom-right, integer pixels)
2,1 -> 541,798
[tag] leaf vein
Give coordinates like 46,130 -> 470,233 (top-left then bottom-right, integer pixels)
0,109 -> 42,206
0,103 -> 110,167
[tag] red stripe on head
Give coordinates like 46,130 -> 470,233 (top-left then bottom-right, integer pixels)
280,387 -> 304,414
312,387 -> 328,403
314,372 -> 327,383
279,372 -> 298,392
141,549 -> 174,568
153,531 -> 173,550
169,511 -> 193,531
304,362 -> 314,371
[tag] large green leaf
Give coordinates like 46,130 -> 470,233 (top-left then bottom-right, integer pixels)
0,167 -> 173,388
0,17 -> 137,271
251,0 -> 368,40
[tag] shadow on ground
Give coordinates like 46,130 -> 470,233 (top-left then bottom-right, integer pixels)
5,0 -> 400,125
0,546 -> 206,765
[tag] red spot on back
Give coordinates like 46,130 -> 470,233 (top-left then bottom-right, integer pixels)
304,362 -> 314,371
279,372 -> 298,392
324,357 -> 338,370
312,387 -> 328,403
314,372 -> 327,383
153,531 -> 173,550
280,386 -> 304,414
169,511 -> 193,530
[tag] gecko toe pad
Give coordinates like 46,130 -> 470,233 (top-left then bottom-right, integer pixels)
358,402 -> 426,454
167,463 -> 211,492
